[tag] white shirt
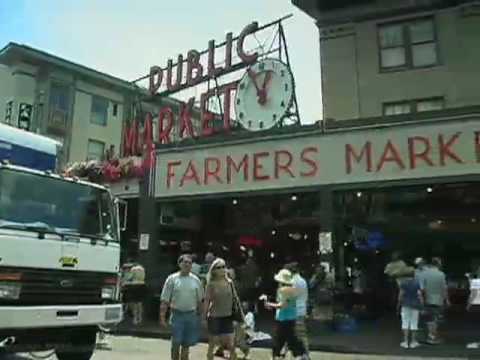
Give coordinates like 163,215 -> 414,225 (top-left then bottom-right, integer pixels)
293,274 -> 308,317
470,279 -> 480,305
160,272 -> 204,312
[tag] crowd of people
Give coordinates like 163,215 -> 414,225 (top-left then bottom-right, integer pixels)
158,253 -> 312,360
383,253 -> 470,349
116,249 -> 480,357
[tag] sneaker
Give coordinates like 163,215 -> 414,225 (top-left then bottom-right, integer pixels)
410,341 -> 420,349
400,341 -> 409,349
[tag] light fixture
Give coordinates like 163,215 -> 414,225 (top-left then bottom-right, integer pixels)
437,220 -> 443,224
271,230 -> 277,235
427,187 -> 433,193
270,252 -> 275,259
232,199 -> 238,205
343,242 -> 348,246
291,195 -> 298,201
356,192 -> 362,198
304,234 -> 308,240
471,218 -> 477,223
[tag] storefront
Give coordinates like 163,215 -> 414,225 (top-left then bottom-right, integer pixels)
135,106 -> 480,323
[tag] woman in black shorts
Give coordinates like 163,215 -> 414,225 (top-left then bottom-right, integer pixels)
204,258 -> 237,360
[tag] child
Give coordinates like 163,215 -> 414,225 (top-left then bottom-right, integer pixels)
398,267 -> 424,349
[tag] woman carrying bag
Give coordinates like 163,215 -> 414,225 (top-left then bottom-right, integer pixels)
204,258 -> 242,360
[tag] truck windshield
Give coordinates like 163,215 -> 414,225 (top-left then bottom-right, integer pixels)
0,168 -> 118,241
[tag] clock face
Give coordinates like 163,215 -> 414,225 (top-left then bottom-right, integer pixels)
235,59 -> 294,131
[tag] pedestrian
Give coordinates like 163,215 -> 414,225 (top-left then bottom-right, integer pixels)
191,254 -> 202,277
309,264 -> 332,320
235,301 -> 254,358
351,265 -> 367,312
384,251 -> 407,310
199,252 -> 216,285
288,262 -> 310,354
204,258 -> 238,360
397,266 -> 423,349
160,254 -> 204,360
237,257 -> 260,309
263,268 -> 308,360
385,251 -> 407,279
421,257 -> 449,344
122,259 -> 146,325
466,271 -> 480,349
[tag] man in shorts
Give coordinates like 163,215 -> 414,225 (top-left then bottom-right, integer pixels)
160,254 -> 204,360
420,258 -> 449,344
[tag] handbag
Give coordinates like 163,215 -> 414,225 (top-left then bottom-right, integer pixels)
229,280 -> 245,323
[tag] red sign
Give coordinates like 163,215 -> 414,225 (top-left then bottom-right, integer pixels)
122,22 -> 262,157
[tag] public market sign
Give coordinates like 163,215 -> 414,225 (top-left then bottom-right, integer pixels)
154,119 -> 480,198
124,19 -> 295,157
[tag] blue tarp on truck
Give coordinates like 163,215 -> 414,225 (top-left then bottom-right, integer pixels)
0,123 -> 60,171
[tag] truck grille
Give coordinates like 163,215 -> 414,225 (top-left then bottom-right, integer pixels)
1,267 -> 115,305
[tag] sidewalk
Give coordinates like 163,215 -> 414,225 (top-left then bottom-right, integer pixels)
98,335 -> 468,360
113,315 -> 480,359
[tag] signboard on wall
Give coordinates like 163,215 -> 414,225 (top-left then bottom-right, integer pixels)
154,118 -> 480,198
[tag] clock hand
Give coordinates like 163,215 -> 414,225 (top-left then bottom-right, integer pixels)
247,69 -> 262,94
262,71 -> 272,91
258,71 -> 273,105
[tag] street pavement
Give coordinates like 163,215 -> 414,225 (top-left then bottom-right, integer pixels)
4,335 -> 467,360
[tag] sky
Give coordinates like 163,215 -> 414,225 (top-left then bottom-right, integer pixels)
0,0 -> 322,123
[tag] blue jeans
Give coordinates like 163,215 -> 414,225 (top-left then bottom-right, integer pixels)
170,310 -> 200,347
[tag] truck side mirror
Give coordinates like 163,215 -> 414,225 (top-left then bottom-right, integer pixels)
116,199 -> 128,232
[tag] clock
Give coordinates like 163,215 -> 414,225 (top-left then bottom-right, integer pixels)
235,58 -> 294,131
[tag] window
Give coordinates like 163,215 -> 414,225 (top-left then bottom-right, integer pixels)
384,101 -> 411,116
379,18 -> 438,70
383,97 -> 445,115
112,103 -> 118,117
49,83 -> 70,112
416,98 -> 444,112
87,139 -> 105,161
0,168 -> 117,240
90,96 -> 109,126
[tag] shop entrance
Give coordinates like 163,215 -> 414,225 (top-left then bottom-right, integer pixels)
155,191 -> 328,292
335,182 -> 480,348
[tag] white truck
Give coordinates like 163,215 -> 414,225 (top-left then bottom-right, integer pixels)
0,124 -> 123,360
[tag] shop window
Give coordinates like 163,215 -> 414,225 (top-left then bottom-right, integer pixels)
87,139 -> 105,161
379,18 -> 438,71
383,97 -> 444,116
90,96 -> 109,126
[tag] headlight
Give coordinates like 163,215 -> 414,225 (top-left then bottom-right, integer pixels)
101,286 -> 115,300
0,282 -> 21,299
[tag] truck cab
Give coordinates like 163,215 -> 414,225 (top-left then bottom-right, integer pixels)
0,124 -> 122,360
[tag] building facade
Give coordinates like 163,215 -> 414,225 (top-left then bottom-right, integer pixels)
0,43 -> 181,167
293,0 -> 480,120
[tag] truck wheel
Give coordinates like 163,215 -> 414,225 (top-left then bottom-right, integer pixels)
55,328 -> 96,360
